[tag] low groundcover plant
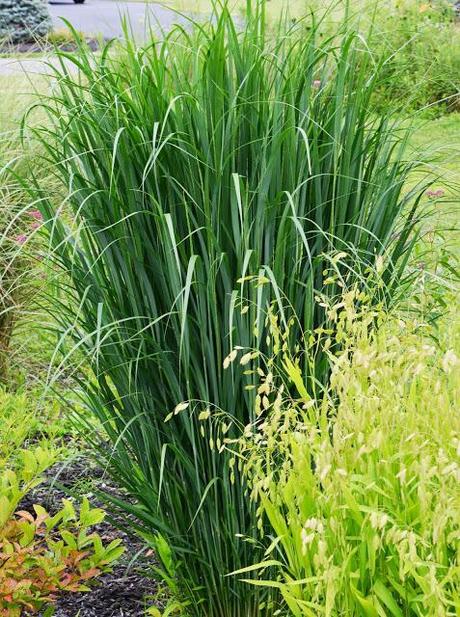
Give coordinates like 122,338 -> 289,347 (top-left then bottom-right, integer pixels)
0,497 -> 124,616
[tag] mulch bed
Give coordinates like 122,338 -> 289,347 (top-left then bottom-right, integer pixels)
20,456 -> 161,617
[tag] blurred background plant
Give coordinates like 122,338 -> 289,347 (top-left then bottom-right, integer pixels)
0,205 -> 24,381
366,0 -> 460,114
46,26 -> 85,47
0,72 -> 52,383
0,0 -> 52,45
0,200 -> 45,381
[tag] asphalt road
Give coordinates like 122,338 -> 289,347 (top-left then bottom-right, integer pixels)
0,1 -> 187,75
49,0 -> 186,40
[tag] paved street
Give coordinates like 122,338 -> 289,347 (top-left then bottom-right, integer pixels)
0,1 -> 187,75
49,0 -> 184,40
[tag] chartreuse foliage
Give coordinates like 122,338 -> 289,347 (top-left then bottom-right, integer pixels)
0,390 -> 124,616
235,288 -> 460,616
25,2 -> 427,615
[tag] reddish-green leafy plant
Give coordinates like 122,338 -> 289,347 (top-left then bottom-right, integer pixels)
0,497 -> 124,616
0,391 -> 124,616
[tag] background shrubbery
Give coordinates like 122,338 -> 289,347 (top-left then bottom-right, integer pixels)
0,0 -> 52,44
368,0 -> 460,113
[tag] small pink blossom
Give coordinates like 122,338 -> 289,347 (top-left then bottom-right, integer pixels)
30,221 -> 41,230
28,209 -> 43,221
426,188 -> 445,199
312,80 -> 321,89
15,234 -> 28,245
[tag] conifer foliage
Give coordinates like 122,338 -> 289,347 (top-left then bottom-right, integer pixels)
0,0 -> 52,44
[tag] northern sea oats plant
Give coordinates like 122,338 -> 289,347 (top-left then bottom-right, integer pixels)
235,290 -> 459,616
23,2 -> 428,614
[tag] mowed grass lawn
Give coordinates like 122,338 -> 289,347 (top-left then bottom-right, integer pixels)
145,0 -> 378,21
409,114 -> 460,259
410,113 -> 460,182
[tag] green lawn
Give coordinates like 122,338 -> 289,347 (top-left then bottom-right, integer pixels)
409,115 -> 460,261
166,0 -> 307,18
410,113 -> 460,180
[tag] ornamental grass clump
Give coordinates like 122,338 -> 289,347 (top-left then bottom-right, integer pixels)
236,290 -> 460,616
25,3 -> 427,614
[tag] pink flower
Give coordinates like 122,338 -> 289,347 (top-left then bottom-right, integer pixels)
312,80 -> 321,89
30,221 -> 41,230
426,188 -> 445,199
28,209 -> 43,221
15,234 -> 28,245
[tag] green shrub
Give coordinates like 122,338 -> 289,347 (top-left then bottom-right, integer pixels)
236,290 -> 460,616
0,0 -> 52,45
367,0 -> 460,113
26,4 -> 427,615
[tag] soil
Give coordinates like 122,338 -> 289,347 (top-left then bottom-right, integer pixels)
20,456 -> 161,617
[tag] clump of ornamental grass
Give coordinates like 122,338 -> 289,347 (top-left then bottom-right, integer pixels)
23,2 -> 429,615
234,287 -> 460,616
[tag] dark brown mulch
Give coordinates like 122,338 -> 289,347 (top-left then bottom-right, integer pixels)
20,456 -> 161,617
